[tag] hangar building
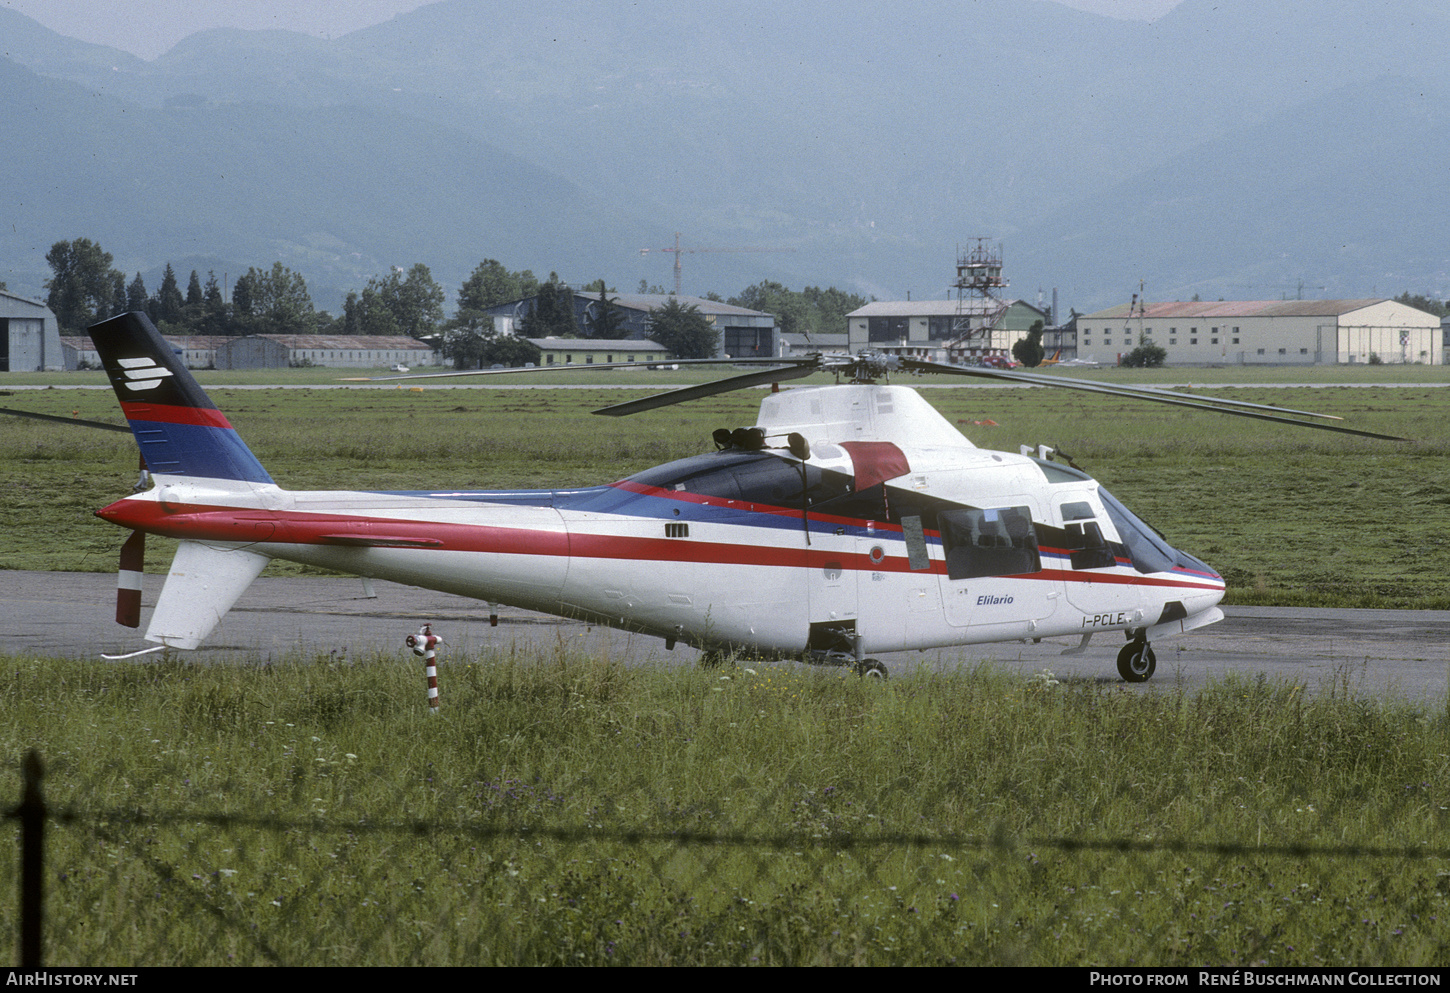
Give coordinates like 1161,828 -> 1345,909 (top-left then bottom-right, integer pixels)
483,293 -> 779,359
1078,299 -> 1442,366
0,291 -> 64,371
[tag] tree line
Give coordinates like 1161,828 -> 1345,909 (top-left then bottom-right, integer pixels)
41,237 -> 869,369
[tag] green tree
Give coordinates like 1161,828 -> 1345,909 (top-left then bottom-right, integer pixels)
231,270 -> 255,329
521,278 -> 579,338
1012,320 -> 1046,367
729,281 -> 867,339
355,283 -> 400,336
44,238 -> 124,332
185,270 -> 204,308
484,329 -> 542,367
584,280 -> 626,339
1121,341 -> 1167,368
801,285 -> 869,336
358,264 -> 445,338
441,313 -> 542,369
109,271 -> 127,319
127,273 -> 149,314
646,298 -> 719,359
457,259 -> 539,312
730,280 -> 809,337
440,313 -> 493,368
340,291 -> 363,335
192,271 -> 229,335
1394,291 -> 1448,317
152,263 -> 185,327
233,263 -> 313,334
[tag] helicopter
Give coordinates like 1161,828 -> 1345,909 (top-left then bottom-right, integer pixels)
28,312 -> 1401,681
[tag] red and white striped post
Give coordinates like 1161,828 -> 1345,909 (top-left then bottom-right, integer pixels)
406,624 -> 441,714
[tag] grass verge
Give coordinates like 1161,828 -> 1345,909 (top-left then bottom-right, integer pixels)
3,648 -> 1448,965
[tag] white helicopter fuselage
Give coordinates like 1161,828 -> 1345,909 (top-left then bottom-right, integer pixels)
98,379 -> 1224,670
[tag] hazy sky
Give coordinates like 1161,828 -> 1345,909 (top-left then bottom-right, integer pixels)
4,0 -> 1184,61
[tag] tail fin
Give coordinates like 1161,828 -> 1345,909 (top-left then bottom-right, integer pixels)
89,312 -> 274,484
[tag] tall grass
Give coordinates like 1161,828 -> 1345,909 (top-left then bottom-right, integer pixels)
5,382 -> 1447,607
3,649 -> 1448,965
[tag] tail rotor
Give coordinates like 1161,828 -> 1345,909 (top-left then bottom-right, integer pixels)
116,530 -> 145,628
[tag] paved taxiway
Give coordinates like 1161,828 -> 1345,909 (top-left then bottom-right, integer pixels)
3,571 -> 1447,702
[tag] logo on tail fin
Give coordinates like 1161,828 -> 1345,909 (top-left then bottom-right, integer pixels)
116,356 -> 176,392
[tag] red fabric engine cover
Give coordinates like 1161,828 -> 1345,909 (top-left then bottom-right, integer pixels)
839,441 -> 910,491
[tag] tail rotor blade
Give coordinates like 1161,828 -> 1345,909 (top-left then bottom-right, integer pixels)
117,531 -> 145,628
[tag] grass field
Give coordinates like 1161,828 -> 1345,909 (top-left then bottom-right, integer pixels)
2,368 -> 1447,608
2,648 -> 1447,966
3,366 -> 1448,965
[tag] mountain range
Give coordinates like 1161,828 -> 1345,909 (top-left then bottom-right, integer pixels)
2,0 -> 1446,316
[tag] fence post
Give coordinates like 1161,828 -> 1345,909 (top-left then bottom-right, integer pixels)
17,749 -> 46,967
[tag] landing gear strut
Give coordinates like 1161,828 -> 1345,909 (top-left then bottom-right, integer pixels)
1116,640 -> 1156,682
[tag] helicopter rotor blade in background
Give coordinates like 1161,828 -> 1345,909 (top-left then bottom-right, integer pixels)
0,407 -> 131,433
592,362 -> 822,416
898,358 -> 1406,442
341,355 -> 816,383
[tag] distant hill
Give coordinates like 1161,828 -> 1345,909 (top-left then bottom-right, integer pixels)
3,0 -> 1446,312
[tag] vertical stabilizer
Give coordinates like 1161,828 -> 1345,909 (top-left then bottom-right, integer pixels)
89,312 -> 274,484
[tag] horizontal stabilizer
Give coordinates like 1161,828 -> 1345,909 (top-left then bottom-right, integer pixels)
144,540 -> 270,650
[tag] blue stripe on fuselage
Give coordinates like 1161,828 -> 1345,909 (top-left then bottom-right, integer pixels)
372,483 -> 918,542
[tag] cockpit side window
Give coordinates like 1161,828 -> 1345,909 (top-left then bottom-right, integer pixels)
1057,499 -> 1114,569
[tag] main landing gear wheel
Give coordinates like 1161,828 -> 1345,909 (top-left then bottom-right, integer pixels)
1116,642 -> 1156,683
855,659 -> 888,679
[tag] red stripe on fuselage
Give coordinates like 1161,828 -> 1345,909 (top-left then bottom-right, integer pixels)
119,401 -> 233,429
96,497 -> 1223,592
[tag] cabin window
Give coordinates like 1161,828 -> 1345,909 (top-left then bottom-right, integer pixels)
938,506 -> 1040,581
625,451 -> 850,511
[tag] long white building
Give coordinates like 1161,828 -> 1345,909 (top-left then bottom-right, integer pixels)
1078,299 -> 1442,365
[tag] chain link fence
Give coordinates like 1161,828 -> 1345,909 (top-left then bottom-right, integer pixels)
9,746 -> 1450,967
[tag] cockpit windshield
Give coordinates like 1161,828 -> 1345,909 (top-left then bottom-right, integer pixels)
1098,487 -> 1181,575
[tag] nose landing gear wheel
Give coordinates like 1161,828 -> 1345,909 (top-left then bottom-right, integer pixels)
856,659 -> 888,679
1116,642 -> 1156,682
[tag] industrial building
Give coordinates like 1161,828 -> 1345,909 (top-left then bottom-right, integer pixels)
482,293 -> 779,359
0,291 -> 64,371
212,335 -> 439,370
845,298 -> 1051,361
527,337 -> 671,366
64,333 -> 439,370
1078,299 -> 1443,366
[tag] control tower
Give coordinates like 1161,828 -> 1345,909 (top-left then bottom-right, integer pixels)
947,239 -> 1009,357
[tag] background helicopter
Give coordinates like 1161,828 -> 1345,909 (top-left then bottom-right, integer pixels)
6,312 -> 1401,680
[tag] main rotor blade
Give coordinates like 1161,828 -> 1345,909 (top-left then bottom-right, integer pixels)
0,406 -> 131,433
899,359 -> 1405,441
592,363 -> 822,416
341,356 -> 812,383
